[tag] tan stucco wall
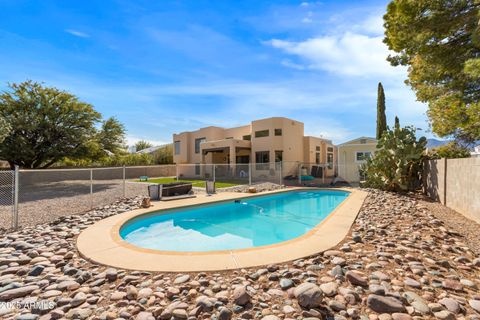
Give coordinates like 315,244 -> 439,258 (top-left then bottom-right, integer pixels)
173,117 -> 338,178
337,138 -> 377,182
303,137 -> 336,176
425,157 -> 480,222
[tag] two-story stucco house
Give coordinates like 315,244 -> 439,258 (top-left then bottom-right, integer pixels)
172,117 -> 336,179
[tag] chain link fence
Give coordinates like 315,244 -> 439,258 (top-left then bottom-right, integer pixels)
0,162 -> 363,231
0,169 -> 15,230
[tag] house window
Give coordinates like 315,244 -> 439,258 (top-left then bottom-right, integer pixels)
174,141 -> 181,155
327,147 -> 334,152
243,135 -> 251,141
274,150 -> 283,162
315,152 -> 320,164
195,163 -> 200,175
255,130 -> 269,138
327,153 -> 334,169
356,151 -> 372,162
255,151 -> 270,170
316,146 -> 320,151
274,128 -> 282,136
195,137 -> 206,154
275,150 -> 283,170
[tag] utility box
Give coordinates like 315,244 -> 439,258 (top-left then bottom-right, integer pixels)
148,184 -> 161,200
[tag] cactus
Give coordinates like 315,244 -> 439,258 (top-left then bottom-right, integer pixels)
362,123 -> 427,192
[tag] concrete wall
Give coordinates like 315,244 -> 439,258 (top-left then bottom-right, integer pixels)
424,157 -> 480,221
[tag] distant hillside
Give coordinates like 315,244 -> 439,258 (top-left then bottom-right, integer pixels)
427,138 -> 451,148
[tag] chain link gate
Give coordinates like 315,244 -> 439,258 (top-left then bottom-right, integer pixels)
0,168 -> 16,230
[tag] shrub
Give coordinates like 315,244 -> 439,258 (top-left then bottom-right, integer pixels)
362,124 -> 427,192
427,142 -> 471,159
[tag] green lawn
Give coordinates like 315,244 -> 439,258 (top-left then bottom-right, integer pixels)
134,177 -> 243,188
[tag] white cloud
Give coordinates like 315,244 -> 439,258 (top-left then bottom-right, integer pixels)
65,29 -> 90,38
268,32 -> 404,77
356,15 -> 384,35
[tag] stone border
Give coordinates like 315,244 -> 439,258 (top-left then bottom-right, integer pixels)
77,187 -> 367,272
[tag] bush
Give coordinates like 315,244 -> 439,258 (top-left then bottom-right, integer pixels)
59,153 -> 154,167
427,142 -> 471,159
362,124 -> 427,192
153,144 -> 173,164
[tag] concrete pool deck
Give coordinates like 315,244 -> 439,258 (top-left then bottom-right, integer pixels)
77,187 -> 367,272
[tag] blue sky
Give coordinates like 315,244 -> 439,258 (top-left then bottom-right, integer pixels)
0,0 -> 431,145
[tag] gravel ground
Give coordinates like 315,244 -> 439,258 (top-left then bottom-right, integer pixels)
0,189 -> 479,319
418,197 -> 480,256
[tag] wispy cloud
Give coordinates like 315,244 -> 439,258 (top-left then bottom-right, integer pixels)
65,29 -> 90,38
266,32 -> 404,77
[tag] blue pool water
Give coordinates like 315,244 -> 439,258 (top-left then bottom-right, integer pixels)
120,190 -> 350,252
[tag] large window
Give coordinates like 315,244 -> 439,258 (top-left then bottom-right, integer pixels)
243,134 -> 251,141
327,152 -> 334,169
275,150 -> 283,170
255,151 -> 270,170
174,141 -> 181,155
316,146 -> 320,151
274,128 -> 282,136
194,137 -> 206,154
255,130 -> 269,138
356,151 -> 372,162
315,152 -> 320,164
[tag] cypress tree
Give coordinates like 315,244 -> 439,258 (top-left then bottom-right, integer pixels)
394,116 -> 400,129
376,82 -> 387,140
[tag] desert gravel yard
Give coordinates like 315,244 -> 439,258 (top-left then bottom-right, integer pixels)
0,189 -> 479,320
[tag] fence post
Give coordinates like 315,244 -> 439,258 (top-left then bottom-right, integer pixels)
443,158 -> 447,206
322,164 -> 325,184
298,163 -> 302,185
13,165 -> 19,230
90,169 -> 93,209
122,165 -> 126,198
248,163 -> 252,185
279,161 -> 283,186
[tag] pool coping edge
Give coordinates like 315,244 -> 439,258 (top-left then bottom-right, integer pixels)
76,187 -> 367,272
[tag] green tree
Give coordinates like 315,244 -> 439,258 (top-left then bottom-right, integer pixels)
362,122 -> 427,192
0,115 -> 10,144
376,82 -> 387,140
0,81 -> 124,168
135,140 -> 153,152
384,0 -> 480,145
97,117 -> 126,155
153,144 -> 173,164
428,141 -> 471,159
394,116 -> 400,129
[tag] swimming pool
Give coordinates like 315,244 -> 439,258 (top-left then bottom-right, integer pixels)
120,189 -> 350,252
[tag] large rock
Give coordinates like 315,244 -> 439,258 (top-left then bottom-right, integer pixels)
218,307 -> 232,320
345,271 -> 368,287
367,294 -> 406,314
0,285 -> 39,301
469,299 -> 480,313
233,286 -> 250,306
293,282 -> 323,308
